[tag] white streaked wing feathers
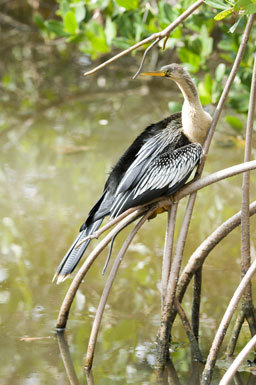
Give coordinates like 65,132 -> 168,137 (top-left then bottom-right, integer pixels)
133,144 -> 202,198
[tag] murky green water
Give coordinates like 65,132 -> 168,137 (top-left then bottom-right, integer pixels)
0,29 -> 255,385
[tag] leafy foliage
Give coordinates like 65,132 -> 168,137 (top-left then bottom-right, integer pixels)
33,0 -> 256,133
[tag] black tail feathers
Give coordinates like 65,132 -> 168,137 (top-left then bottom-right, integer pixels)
53,219 -> 103,284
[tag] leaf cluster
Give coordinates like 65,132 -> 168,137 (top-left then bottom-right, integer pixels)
34,0 -> 256,133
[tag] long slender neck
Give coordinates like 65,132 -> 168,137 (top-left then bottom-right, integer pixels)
174,77 -> 212,145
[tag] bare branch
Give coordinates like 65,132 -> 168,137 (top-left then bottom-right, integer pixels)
161,203 -> 178,308
167,201 -> 256,332
226,311 -> 245,357
85,208 -> 155,370
219,335 -> 256,385
83,0 -> 205,77
177,201 -> 256,305
201,258 -> 256,385
133,37 -> 160,79
56,209 -> 141,329
191,267 -> 202,341
174,297 -> 204,362
240,54 -> 256,335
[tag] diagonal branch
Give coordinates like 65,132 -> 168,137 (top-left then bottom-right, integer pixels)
84,207 -> 156,369
56,209 -> 143,329
83,0 -> 205,77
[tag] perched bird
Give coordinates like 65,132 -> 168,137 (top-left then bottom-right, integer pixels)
53,64 -> 212,284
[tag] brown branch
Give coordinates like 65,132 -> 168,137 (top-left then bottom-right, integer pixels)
174,298 -> 204,362
169,201 -> 256,331
84,208 -> 155,370
201,258 -> 256,385
156,195 -> 197,364
240,53 -> 256,336
83,0 -> 205,77
161,203 -> 178,308
226,311 -> 245,357
191,267 -> 202,341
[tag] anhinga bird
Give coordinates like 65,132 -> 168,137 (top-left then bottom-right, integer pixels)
53,64 -> 212,284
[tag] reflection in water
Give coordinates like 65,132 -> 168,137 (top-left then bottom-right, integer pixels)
57,331 -> 80,385
57,330 -> 205,385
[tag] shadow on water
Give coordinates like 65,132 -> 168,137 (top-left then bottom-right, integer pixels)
1,8 -> 256,385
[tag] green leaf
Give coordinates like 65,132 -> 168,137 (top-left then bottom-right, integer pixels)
44,20 -> 67,37
64,11 -> 78,34
105,16 -> 116,45
214,8 -> 233,20
204,0 -> 231,10
200,25 -> 213,58
229,16 -> 242,33
178,47 -> 201,73
115,0 -> 139,10
225,115 -> 243,132
112,36 -> 131,49
59,0 -> 70,17
198,74 -> 213,105
235,0 -> 256,14
74,3 -> 86,23
215,63 -> 226,82
33,12 -> 45,30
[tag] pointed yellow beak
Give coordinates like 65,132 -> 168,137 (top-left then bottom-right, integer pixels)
140,71 -> 166,77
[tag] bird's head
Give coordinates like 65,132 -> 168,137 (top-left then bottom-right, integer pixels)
141,63 -> 190,83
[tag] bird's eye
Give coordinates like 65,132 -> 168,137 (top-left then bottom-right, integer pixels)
165,70 -> 171,76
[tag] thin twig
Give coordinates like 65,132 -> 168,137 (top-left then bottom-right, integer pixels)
219,335 -> 256,385
240,53 -> 256,336
133,37 -> 160,79
56,209 -> 142,329
83,0 -> 205,77
174,297 -> 204,362
157,195 -> 197,364
85,208 -> 155,369
161,203 -> 178,309
169,201 -> 256,331
201,258 -> 256,385
226,311 -> 245,357
191,267 -> 202,341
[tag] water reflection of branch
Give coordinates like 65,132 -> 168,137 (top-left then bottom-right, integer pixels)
57,331 -> 80,385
